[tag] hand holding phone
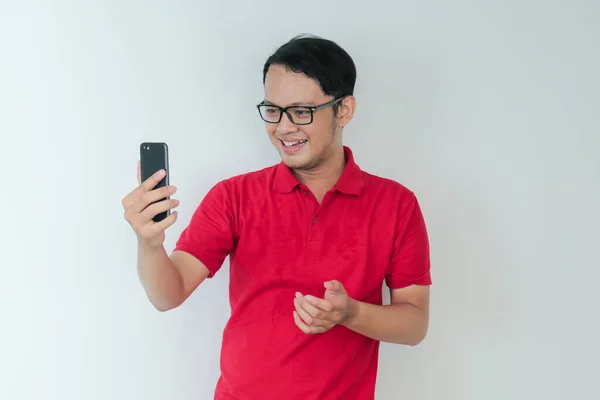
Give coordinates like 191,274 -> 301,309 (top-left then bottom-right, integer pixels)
122,142 -> 179,248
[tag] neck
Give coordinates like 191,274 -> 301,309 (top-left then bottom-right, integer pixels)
292,146 -> 346,199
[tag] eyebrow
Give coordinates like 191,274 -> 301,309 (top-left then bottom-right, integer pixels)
263,99 -> 317,107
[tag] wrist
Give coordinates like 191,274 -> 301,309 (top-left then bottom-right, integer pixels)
138,239 -> 164,253
342,297 -> 361,328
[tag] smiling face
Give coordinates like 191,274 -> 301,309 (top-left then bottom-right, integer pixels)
263,64 -> 342,171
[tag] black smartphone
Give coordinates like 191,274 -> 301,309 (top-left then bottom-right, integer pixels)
139,142 -> 170,222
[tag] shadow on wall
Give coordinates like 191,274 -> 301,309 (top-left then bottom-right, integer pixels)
377,175 -> 514,399
167,264 -> 231,398
356,40 -> 516,399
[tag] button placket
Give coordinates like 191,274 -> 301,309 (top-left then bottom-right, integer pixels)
300,186 -> 330,241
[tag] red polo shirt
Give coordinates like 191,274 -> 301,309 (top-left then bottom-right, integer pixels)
174,146 -> 431,399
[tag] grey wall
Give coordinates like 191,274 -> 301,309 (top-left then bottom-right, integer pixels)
1,1 -> 598,399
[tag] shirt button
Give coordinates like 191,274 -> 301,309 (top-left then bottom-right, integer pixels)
312,217 -> 318,224
303,190 -> 308,196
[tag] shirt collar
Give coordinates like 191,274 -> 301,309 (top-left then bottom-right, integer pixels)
273,146 -> 365,196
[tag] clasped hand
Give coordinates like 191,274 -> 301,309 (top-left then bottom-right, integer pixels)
293,280 -> 354,334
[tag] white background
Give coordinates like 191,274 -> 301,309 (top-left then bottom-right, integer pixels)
1,1 -> 599,399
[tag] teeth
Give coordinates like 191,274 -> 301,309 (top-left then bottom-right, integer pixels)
282,140 -> 306,147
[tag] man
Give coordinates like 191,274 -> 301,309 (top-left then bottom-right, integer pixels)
122,34 -> 431,400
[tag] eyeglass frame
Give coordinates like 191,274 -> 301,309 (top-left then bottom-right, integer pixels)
256,96 -> 345,125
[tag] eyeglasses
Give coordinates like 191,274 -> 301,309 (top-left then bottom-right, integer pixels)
256,97 -> 344,125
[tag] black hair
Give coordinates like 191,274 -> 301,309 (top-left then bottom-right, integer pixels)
262,34 -> 357,109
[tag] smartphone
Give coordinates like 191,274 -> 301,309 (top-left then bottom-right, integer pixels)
139,142 -> 170,222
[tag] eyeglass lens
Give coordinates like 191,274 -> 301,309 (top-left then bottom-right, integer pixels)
259,106 -> 312,124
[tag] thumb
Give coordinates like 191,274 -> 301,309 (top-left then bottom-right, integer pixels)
137,160 -> 142,184
324,280 -> 346,294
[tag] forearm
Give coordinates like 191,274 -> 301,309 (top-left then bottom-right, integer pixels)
137,243 -> 184,311
342,299 -> 429,345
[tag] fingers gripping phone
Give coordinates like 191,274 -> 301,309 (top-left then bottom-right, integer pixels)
140,142 -> 170,222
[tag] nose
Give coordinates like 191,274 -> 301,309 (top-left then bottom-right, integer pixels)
277,112 -> 299,135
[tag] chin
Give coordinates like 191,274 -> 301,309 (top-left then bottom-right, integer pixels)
278,150 -> 303,166
282,153 -> 321,171
280,153 -> 306,167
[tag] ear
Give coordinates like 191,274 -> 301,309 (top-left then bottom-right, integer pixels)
335,96 -> 356,128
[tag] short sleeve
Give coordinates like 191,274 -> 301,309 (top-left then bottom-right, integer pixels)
385,193 -> 432,289
174,181 -> 236,278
